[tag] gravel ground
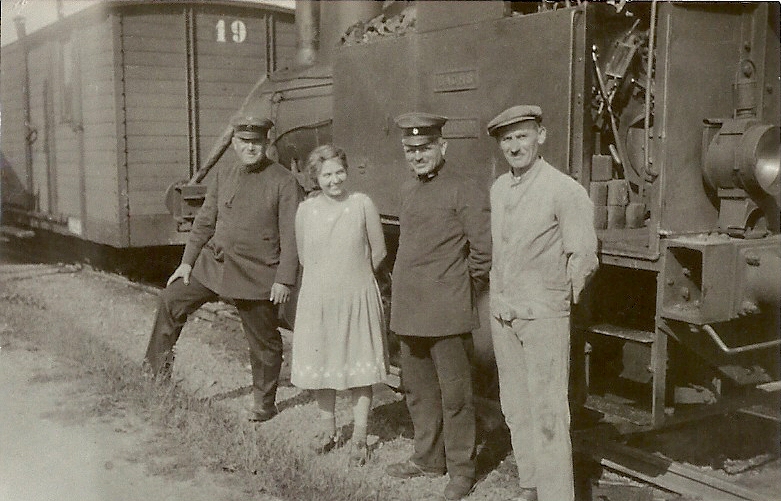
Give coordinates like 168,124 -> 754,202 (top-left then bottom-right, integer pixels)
0,337 -> 251,501
0,259 -> 778,501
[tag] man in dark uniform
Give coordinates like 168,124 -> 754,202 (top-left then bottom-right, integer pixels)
143,115 -> 302,422
385,112 -> 492,500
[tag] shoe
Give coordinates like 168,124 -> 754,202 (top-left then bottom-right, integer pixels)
444,475 -> 475,500
248,405 -> 278,423
310,429 -> 340,454
513,487 -> 538,501
385,460 -> 445,479
348,439 -> 368,467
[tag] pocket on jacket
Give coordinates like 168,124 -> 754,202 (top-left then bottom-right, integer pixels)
234,237 -> 279,266
205,240 -> 224,262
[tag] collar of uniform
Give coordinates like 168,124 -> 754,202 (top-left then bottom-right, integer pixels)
508,156 -> 543,186
417,160 -> 445,182
243,157 -> 272,173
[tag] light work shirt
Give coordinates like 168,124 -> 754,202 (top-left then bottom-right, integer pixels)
490,157 -> 598,321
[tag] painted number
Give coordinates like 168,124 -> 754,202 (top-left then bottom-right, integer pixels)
216,19 -> 247,43
230,20 -> 247,42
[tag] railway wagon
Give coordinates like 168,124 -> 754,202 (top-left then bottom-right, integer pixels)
176,0 -> 779,430
0,0 -> 295,247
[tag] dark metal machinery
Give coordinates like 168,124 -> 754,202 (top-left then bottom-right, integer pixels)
177,1 -> 780,430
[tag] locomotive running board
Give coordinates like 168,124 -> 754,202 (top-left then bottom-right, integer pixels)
737,381 -> 781,422
585,323 -> 655,344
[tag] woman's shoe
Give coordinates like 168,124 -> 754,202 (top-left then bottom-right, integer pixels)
310,429 -> 340,454
348,439 -> 368,467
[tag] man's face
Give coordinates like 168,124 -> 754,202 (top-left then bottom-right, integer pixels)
232,135 -> 267,166
403,138 -> 447,176
498,120 -> 546,172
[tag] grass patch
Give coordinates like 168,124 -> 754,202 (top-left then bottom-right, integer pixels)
99,362 -> 391,500
0,295 -> 398,501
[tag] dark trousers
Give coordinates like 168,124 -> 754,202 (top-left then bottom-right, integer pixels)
400,333 -> 476,480
143,276 -> 282,411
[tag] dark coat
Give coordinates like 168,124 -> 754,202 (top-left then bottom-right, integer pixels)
182,158 -> 303,300
390,165 -> 492,337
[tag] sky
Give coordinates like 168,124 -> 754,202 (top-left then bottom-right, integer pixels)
1,0 -> 295,47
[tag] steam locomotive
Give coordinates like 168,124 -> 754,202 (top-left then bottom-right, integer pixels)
3,1 -> 779,431
204,0 -> 781,430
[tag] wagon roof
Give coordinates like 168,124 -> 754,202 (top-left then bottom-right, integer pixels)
1,0 -> 293,48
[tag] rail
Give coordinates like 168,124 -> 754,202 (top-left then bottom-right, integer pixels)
577,436 -> 776,501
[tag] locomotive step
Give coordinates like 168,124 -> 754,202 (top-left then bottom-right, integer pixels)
738,403 -> 781,423
585,323 -> 655,344
755,380 -> 781,393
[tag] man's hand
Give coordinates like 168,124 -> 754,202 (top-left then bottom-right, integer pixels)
167,263 -> 192,287
269,283 -> 291,305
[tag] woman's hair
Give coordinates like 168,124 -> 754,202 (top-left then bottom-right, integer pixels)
305,144 -> 348,186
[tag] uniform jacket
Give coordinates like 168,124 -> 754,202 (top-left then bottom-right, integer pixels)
182,158 -> 302,300
390,164 -> 492,337
490,157 -> 598,320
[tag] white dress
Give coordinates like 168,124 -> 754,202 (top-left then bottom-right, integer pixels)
291,192 -> 389,390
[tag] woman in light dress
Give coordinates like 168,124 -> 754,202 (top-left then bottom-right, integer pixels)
291,144 -> 388,466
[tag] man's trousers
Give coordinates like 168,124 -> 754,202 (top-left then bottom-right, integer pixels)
490,316 -> 574,501
143,276 -> 282,411
399,333 -> 476,480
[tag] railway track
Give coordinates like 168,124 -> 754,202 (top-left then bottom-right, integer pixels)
576,434 -> 777,501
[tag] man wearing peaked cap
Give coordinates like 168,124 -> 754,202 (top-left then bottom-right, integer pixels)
392,112 -> 449,180
385,111 -> 492,501
231,114 -> 274,140
486,104 -> 542,136
144,113 -> 303,424
395,111 -> 448,147
486,105 -> 598,501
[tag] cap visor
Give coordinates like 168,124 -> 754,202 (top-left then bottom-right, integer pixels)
234,131 -> 265,140
489,117 -> 538,136
402,135 -> 437,146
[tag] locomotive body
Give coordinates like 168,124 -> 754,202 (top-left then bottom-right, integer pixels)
231,1 -> 781,429
1,0 -> 295,247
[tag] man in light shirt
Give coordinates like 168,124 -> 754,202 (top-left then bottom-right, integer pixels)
487,105 -> 598,501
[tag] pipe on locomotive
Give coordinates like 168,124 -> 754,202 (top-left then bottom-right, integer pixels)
295,0 -> 318,68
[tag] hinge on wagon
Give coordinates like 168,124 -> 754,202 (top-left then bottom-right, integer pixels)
164,180 -> 207,232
